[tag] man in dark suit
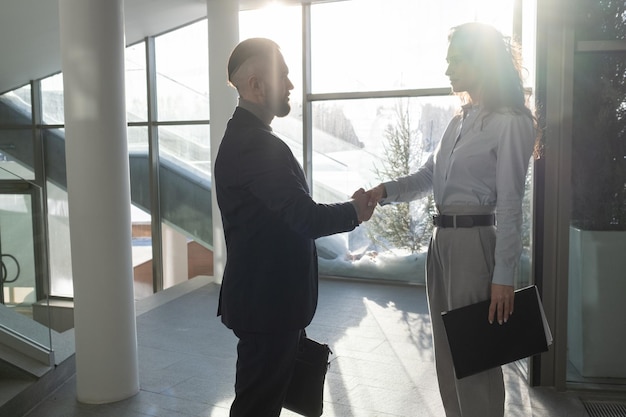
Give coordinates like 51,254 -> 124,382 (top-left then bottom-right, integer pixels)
214,38 -> 374,417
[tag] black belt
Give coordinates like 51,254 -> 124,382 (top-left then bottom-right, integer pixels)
432,214 -> 495,228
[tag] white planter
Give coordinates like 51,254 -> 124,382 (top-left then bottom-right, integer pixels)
568,227 -> 626,378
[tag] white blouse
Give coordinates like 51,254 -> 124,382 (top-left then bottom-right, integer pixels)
381,105 -> 535,286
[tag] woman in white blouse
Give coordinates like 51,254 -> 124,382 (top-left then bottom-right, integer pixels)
367,22 -> 539,417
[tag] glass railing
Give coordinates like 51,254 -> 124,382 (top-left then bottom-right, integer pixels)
0,162 -> 55,374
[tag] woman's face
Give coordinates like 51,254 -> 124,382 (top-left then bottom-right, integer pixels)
445,41 -> 481,100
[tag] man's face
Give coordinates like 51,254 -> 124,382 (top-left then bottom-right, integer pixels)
261,51 -> 294,118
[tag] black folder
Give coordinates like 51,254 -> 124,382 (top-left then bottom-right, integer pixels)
441,285 -> 552,379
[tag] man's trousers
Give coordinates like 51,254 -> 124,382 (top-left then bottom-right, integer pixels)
230,328 -> 302,417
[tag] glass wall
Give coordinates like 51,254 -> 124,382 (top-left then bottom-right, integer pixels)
315,0 -> 530,284
41,74 -> 65,125
11,0 -> 626,393
0,192 -> 37,309
0,85 -> 52,351
0,84 -> 31,125
45,129 -> 73,298
241,0 -> 527,283
311,97 -> 457,282
1,18 -> 214,303
0,0 -> 535,320
155,20 -> 210,122
154,19 -> 211,293
0,129 -> 34,181
128,126 -> 152,298
0,84 -> 35,181
240,5 -> 304,163
310,0 -> 515,93
125,44 -> 153,298
574,0 -> 626,41
125,42 -> 148,123
567,0 -> 626,387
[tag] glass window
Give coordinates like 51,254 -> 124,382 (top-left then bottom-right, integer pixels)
130,203 -> 152,299
310,0 -> 516,93
0,84 -> 32,125
127,126 -> 150,214
271,115 -> 304,166
41,73 -> 65,125
574,1 -> 626,41
0,129 -> 35,181
158,124 -> 211,178
126,41 -> 148,122
311,96 -> 456,200
312,96 -> 458,282
240,5 -> 304,162
1,193 -> 37,306
43,128 -> 66,187
47,179 -> 73,298
567,51 -> 626,384
518,165 -> 533,289
237,1 -> 525,284
158,125 -> 212,247
571,52 -> 626,230
155,20 -> 209,121
127,126 -> 154,298
44,129 -> 72,298
127,125 -> 149,155
240,5 -> 303,102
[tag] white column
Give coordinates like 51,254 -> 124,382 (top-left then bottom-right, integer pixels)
207,0 -> 239,283
59,0 -> 139,403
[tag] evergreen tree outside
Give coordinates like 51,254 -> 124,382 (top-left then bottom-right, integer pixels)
367,100 -> 440,253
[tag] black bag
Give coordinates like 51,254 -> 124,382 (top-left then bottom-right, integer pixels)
283,336 -> 332,417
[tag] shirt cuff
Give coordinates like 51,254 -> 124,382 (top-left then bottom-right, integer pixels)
492,264 -> 516,286
378,181 -> 396,205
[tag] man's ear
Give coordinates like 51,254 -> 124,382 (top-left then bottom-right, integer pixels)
248,74 -> 266,99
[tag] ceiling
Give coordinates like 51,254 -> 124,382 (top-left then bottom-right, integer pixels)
0,0 -> 327,95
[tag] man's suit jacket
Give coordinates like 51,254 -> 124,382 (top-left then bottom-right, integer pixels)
214,107 -> 359,333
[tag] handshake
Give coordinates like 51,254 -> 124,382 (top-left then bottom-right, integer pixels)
351,184 -> 387,223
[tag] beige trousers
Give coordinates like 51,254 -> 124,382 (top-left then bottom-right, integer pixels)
426,207 -> 505,417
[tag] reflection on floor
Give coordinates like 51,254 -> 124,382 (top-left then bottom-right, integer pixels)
24,276 -> 596,417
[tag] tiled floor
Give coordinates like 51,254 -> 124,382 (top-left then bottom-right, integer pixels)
24,277 -> 592,417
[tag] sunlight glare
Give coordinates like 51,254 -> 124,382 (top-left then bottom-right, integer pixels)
239,3 -> 303,101
240,0 -> 516,94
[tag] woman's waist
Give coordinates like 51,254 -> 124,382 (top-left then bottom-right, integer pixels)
436,204 -> 496,216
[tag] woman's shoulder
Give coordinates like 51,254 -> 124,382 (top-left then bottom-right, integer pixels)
482,107 -> 534,131
489,106 -> 533,121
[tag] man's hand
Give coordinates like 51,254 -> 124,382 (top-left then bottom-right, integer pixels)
488,284 -> 515,325
351,188 -> 375,223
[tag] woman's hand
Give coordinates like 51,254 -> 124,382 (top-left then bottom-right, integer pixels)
488,284 -> 514,324
366,184 -> 387,207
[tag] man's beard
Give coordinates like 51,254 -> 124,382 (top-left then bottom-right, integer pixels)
275,100 -> 291,118
268,93 -> 291,118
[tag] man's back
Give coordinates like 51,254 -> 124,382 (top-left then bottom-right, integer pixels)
215,107 -> 323,333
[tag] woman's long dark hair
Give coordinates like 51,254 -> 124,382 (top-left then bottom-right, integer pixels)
449,22 -> 542,156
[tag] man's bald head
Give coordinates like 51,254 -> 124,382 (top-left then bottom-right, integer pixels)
226,37 -> 293,121
228,38 -> 281,89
